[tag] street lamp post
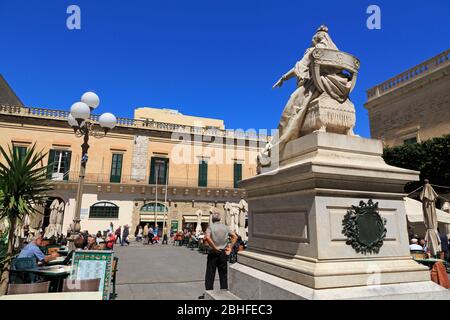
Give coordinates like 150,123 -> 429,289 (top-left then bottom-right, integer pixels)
67,92 -> 116,249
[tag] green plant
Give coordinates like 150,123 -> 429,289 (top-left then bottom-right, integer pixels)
0,144 -> 53,295
383,134 -> 450,193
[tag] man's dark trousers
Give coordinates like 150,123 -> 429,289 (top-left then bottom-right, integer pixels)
205,250 -> 228,290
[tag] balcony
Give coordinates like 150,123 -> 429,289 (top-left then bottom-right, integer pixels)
366,49 -> 449,101
49,172 -> 246,199
0,105 -> 270,143
52,172 -> 236,188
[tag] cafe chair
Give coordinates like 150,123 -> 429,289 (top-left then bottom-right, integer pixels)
62,278 -> 101,292
411,250 -> 427,260
110,257 -> 119,300
10,257 -> 39,284
7,281 -> 50,295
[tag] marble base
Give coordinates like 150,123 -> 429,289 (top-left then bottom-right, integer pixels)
225,263 -> 450,300
229,132 -> 443,298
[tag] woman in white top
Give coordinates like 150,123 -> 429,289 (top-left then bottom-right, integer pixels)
137,226 -> 143,242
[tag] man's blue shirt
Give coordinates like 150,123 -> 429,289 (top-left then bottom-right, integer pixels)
18,242 -> 45,262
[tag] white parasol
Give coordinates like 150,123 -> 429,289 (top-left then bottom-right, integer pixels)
56,201 -> 65,236
420,181 -> 441,256
195,209 -> 203,235
44,199 -> 59,239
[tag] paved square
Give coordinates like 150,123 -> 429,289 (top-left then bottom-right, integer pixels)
114,243 -> 220,300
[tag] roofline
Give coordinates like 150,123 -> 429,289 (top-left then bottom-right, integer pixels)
0,74 -> 24,106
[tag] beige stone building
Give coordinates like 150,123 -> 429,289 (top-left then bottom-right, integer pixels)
364,49 -> 449,147
0,76 -> 268,237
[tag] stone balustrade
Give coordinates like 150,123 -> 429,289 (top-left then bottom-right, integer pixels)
54,171 -> 241,190
366,49 -> 449,100
0,104 -> 270,142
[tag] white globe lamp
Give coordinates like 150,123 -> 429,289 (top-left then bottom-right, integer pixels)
70,102 -> 91,123
67,113 -> 78,127
81,92 -> 100,109
99,112 -> 117,132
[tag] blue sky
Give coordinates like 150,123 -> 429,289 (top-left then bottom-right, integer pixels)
0,0 -> 448,138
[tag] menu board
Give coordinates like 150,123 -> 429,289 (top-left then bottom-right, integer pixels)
69,250 -> 114,300
171,220 -> 179,233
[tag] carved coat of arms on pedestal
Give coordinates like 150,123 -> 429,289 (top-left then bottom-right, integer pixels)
342,199 -> 387,255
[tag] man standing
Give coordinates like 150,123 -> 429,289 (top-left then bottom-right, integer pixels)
143,223 -> 149,244
438,228 -> 449,260
148,225 -> 154,245
115,226 -> 122,244
202,212 -> 237,294
162,226 -> 168,245
121,225 -> 130,246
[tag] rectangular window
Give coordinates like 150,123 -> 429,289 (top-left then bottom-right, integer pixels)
110,154 -> 123,183
404,137 -> 417,145
13,146 -> 27,161
149,157 -> 169,185
47,149 -> 72,181
234,162 -> 242,188
198,159 -> 208,187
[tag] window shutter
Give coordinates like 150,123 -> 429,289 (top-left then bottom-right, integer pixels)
110,154 -> 123,183
234,163 -> 242,188
149,157 -> 156,184
47,149 -> 56,179
163,158 -> 169,185
64,151 -> 72,181
198,160 -> 208,187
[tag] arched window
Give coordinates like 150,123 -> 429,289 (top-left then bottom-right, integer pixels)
140,202 -> 168,213
89,202 -> 119,219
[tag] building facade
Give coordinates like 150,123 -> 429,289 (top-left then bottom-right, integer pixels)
0,99 -> 267,237
364,49 -> 449,147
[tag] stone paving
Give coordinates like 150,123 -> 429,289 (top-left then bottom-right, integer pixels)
114,241 -> 219,300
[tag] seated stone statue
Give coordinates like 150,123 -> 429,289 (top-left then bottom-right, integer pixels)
257,25 -> 360,173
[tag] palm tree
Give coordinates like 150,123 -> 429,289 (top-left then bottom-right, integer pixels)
0,144 -> 53,295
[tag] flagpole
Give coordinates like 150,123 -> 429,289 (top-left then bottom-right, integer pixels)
154,168 -> 158,233
163,171 -> 169,240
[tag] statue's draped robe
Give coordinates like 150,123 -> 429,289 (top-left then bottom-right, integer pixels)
261,32 -> 352,163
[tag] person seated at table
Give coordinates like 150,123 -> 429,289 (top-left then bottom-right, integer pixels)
60,237 -> 68,246
85,234 -> 101,250
105,232 -> 116,250
95,231 -> 103,245
74,234 -> 85,249
418,238 -> 429,252
409,238 -> 424,251
18,234 -> 59,265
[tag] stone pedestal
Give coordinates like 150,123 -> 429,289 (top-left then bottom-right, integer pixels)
211,132 -> 450,299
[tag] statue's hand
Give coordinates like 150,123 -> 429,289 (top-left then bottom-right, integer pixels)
273,78 -> 283,88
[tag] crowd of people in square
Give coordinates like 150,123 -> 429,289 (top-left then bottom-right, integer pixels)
409,228 -> 449,261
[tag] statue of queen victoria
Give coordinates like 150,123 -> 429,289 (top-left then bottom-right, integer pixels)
257,25 -> 360,173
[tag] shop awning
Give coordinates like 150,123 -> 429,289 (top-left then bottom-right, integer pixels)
182,215 -> 210,223
140,213 -> 169,222
404,197 -> 450,224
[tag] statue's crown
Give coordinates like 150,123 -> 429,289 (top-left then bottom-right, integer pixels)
317,24 -> 328,33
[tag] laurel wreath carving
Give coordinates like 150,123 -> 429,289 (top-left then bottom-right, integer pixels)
342,199 -> 387,255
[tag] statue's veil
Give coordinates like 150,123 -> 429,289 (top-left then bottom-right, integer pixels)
314,25 -> 338,50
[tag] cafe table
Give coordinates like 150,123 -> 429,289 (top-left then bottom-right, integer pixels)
17,265 -> 72,292
0,291 -> 102,300
47,256 -> 68,266
58,248 -> 69,256
413,258 -> 447,269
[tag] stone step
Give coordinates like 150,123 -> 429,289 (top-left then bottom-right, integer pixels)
204,290 -> 241,300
